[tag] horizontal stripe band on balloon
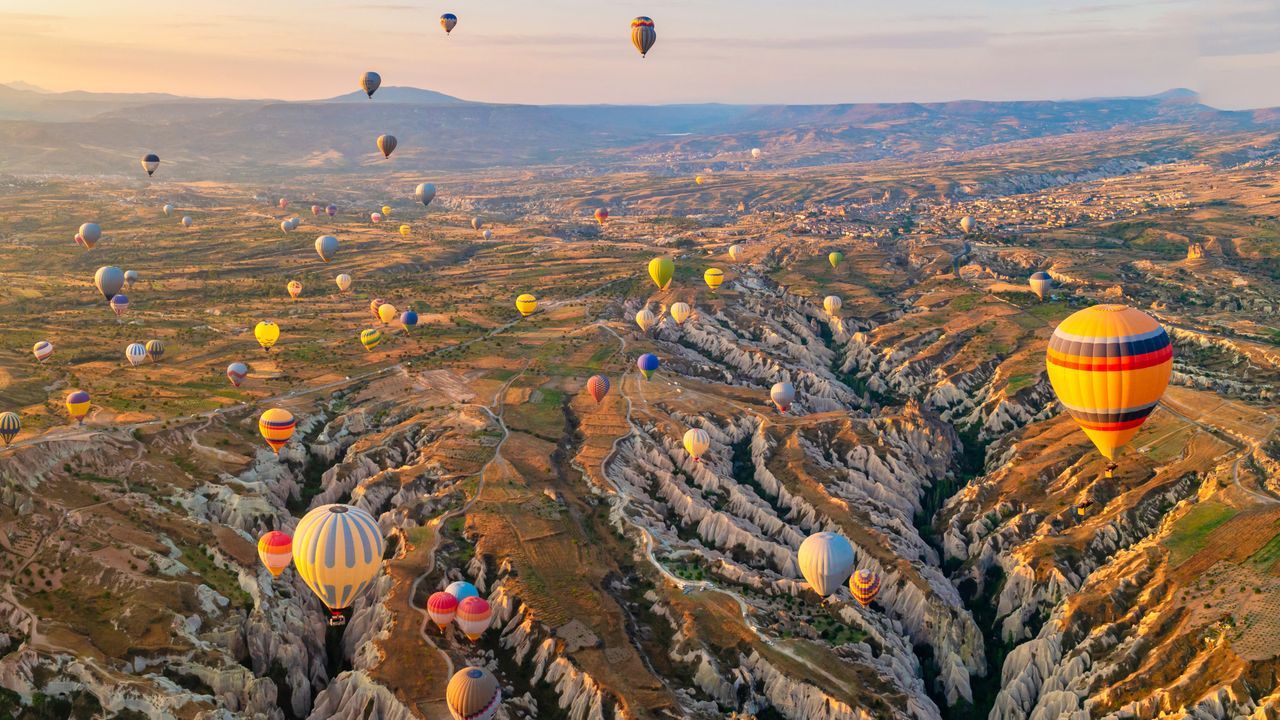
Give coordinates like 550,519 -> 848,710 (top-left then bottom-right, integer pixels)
1046,345 -> 1171,372
1058,400 -> 1158,427
260,419 -> 296,431
1048,326 -> 1170,356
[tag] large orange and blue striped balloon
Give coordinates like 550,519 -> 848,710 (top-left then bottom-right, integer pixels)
1046,305 -> 1172,461
292,504 -> 384,616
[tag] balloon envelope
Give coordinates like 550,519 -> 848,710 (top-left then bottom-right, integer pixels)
377,134 -> 397,158
292,504 -> 385,614
669,302 -> 691,325
126,343 -> 147,366
1030,271 -> 1053,300
0,412 -> 20,446
32,341 -> 53,362
361,328 -> 384,351
287,281 -> 302,299
360,71 -> 381,98
258,531 -> 293,577
145,339 -> 164,362
828,252 -> 843,269
65,390 -> 90,425
336,274 -> 352,291
704,268 -> 725,290
447,667 -> 501,720
631,16 -> 656,57
441,13 -> 457,33
635,307 -> 656,332
140,153 -> 159,176
637,353 -> 659,380
850,568 -> 882,607
315,235 -> 339,262
586,375 -> 610,403
1046,305 -> 1172,460
415,183 -> 437,207
823,295 -> 842,316
683,428 -> 710,461
255,321 -> 280,351
258,408 -> 296,453
227,362 -> 249,387
79,223 -> 102,244
648,257 -> 674,290
797,531 -> 855,597
770,382 -> 795,412
516,294 -> 538,317
446,581 -> 479,601
428,591 -> 458,629
455,596 -> 491,640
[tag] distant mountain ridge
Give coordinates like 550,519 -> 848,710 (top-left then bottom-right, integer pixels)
0,83 -> 1276,179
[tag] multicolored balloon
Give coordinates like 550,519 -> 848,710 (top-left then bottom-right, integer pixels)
401,310 -> 418,330
428,591 -> 459,630
65,390 -> 91,425
360,328 -> 384,352
124,270 -> 138,289
729,244 -> 743,262
446,581 -> 479,601
828,252 -> 843,269
126,343 -> 147,367
635,307 -> 656,332
109,294 -> 130,317
32,341 -> 53,362
258,531 -> 293,577
80,223 -> 102,246
140,153 -> 160,176
145,339 -> 164,362
287,281 -> 302,299
849,569 -> 881,607
1030,271 -> 1052,301
586,375 -> 610,404
594,208 -> 609,225
631,16 -> 656,57
94,266 -> 124,300
770,382 -> 795,412
669,302 -> 691,326
326,204 -> 338,217
227,362 -> 249,387
637,353 -> 659,380
1046,305 -> 1172,464
455,596 -> 492,641
447,667 -> 502,720
181,216 -> 193,228
258,408 -> 296,454
0,412 -> 20,446
704,268 -> 725,291
683,428 -> 710,462
441,12 -> 457,34
336,274 -> 352,292
415,183 -> 437,207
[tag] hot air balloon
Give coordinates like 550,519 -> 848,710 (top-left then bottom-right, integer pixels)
370,298 -> 385,318
336,274 -> 352,292
447,667 -> 502,720
637,353 -> 659,380
960,216 -> 976,234
849,569 -> 881,607
471,217 -> 483,231
0,412 -> 20,446
360,71 -> 381,98
287,281 -> 302,300
586,375 -> 610,404
695,175 -> 704,185
377,303 -> 398,325
729,244 -> 743,262
80,223 -> 102,246
704,268 -> 725,291
255,321 -> 280,352
326,204 -> 338,217
146,339 -> 164,362
797,531 -> 854,597
823,295 -> 842,316
258,408 -> 296,454
683,428 -> 710,462
828,252 -> 843,269
109,294 -> 130,317
126,343 -> 147,367
401,310 -> 418,330
74,233 -> 89,249
456,596 -> 492,640
227,362 -> 249,387
381,205 -> 392,216
371,212 -> 383,224
516,294 -> 538,317
428,591 -> 459,630
631,16 -> 656,57
292,504 -> 384,625
65,390 -> 90,425
415,183 -> 437,207
1029,271 -> 1052,301
594,208 -> 609,224
163,204 -> 175,217
446,581 -> 479,601
278,198 -> 288,210
669,302 -> 691,326
361,328 -> 384,352
377,134 -> 397,158
482,229 -> 493,241
140,153 -> 160,176
94,266 -> 124,300
635,307 -> 656,332
258,531 -> 293,577
770,382 -> 795,412
751,148 -> 762,159
281,220 -> 294,233
399,224 -> 411,237
648,257 -> 674,290
311,204 -> 321,216
124,269 -> 138,289
315,235 -> 339,262
181,216 -> 193,228
32,341 -> 53,363
441,13 -> 457,34
1046,305 -> 1172,470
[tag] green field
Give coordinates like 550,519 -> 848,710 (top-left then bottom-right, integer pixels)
1163,501 -> 1239,567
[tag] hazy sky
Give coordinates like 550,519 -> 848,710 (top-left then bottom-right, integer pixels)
3,0 -> 1280,108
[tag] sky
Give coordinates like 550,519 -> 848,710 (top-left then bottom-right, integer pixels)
2,0 -> 1280,108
